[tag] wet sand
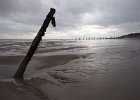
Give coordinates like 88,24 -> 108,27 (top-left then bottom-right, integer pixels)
0,54 -> 84,78
1,55 -> 140,100
0,53 -> 85,100
1,39 -> 140,100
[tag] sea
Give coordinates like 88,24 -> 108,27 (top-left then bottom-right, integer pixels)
0,39 -> 140,100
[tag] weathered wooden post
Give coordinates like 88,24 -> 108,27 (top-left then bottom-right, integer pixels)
14,8 -> 56,79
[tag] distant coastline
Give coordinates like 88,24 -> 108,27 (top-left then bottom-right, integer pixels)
118,33 -> 140,39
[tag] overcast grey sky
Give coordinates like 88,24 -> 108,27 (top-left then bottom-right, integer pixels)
0,0 -> 140,39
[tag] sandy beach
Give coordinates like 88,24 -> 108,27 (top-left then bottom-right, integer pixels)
0,39 -> 140,100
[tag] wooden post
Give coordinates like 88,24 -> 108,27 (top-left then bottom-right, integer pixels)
14,8 -> 56,79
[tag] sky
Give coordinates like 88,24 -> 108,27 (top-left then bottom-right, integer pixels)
0,0 -> 140,39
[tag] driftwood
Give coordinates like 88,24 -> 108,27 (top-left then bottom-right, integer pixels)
14,8 -> 56,79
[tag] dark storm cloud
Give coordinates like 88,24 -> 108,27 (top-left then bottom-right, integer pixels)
0,0 -> 42,16
94,0 -> 140,26
0,0 -> 43,26
48,0 -> 140,34
0,0 -> 140,38
0,0 -> 44,37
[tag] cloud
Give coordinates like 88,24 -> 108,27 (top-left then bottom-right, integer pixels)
0,0 -> 140,39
